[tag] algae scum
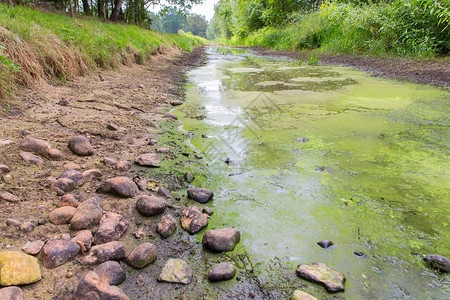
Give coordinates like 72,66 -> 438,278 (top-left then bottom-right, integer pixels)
174,47 -> 449,299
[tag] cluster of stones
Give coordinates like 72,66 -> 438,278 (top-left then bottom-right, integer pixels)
1,129 -> 449,300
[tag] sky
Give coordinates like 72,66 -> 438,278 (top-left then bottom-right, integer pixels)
150,0 -> 219,21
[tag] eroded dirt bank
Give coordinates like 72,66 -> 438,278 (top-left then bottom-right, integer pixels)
250,47 -> 450,87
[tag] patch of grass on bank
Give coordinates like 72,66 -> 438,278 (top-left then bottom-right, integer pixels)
0,4 -> 204,100
228,1 -> 449,58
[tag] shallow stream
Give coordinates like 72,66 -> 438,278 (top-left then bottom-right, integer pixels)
174,47 -> 449,299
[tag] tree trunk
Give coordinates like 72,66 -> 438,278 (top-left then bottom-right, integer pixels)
8,0 -> 13,6
69,0 -> 74,18
110,0 -> 125,22
81,0 -> 91,15
98,0 -> 105,20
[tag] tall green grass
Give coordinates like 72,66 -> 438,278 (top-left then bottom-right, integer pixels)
229,1 -> 449,58
0,4 -> 204,100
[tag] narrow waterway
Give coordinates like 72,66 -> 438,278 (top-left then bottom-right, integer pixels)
175,47 -> 449,299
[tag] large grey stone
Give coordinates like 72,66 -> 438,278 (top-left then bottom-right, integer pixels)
48,206 -> 77,225
79,241 -> 126,265
202,228 -> 240,252
136,195 -> 167,217
19,137 -> 50,156
70,196 -> 103,230
97,177 -> 139,198
125,243 -> 157,269
40,239 -> 80,269
68,136 -> 94,156
93,212 -> 129,245
157,215 -> 177,238
187,188 -> 214,204
93,261 -> 126,286
208,262 -> 236,282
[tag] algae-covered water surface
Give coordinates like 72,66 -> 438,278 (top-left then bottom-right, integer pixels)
175,47 -> 449,299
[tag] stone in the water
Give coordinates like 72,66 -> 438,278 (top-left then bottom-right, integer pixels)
164,112 -> 178,120
79,241 -> 126,265
71,230 -> 93,253
317,240 -> 333,249
51,178 -> 76,195
19,152 -> 43,164
0,164 -> 11,175
82,169 -> 103,179
60,169 -> 84,185
40,239 -> 80,269
116,161 -> 131,171
170,100 -> 183,106
183,172 -> 194,183
202,207 -> 213,216
202,227 -> 240,252
157,215 -> 177,238
208,262 -> 236,282
187,188 -> 214,204
48,206 -> 77,225
93,261 -> 126,285
296,262 -> 345,293
74,271 -> 128,300
423,254 -> 450,272
136,195 -> 167,217
93,212 -> 129,245
0,192 -> 20,203
125,243 -> 157,269
19,136 -> 50,156
70,196 -> 103,231
97,177 -> 139,198
134,153 -> 160,167
158,258 -> 192,285
103,157 -> 118,166
180,206 -> 208,234
57,194 -> 79,208
0,286 -> 23,300
68,136 -> 94,156
0,251 -> 41,286
292,290 -> 318,300
353,251 -> 365,257
22,241 -> 45,256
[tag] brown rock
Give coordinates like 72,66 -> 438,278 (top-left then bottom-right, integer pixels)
292,290 -> 318,300
170,100 -> 183,106
0,164 -> 11,175
107,123 -> 119,131
103,157 -> 118,167
82,169 -> 103,179
0,192 -> 20,203
57,194 -> 79,208
93,261 -> 126,285
60,169 -> 84,185
19,152 -> 43,164
70,196 -> 103,230
48,148 -> 62,159
125,243 -> 157,269
156,147 -> 170,153
48,206 -> 77,225
68,136 -> 94,156
157,186 -> 171,198
40,239 -> 80,269
164,112 -> 178,120
0,286 -> 23,300
180,206 -> 208,234
133,176 -> 148,191
79,241 -> 126,265
202,228 -> 240,252
6,218 -> 21,227
71,230 -> 93,253
21,241 -> 45,256
208,262 -> 236,282
202,207 -> 213,216
157,215 -> 177,238
134,153 -> 160,167
51,178 -> 76,195
136,195 -> 167,217
19,222 -> 35,232
93,212 -> 129,245
116,161 -> 131,171
19,137 -> 50,156
0,139 -> 14,146
64,162 -> 80,170
74,271 -> 128,300
97,177 -> 139,198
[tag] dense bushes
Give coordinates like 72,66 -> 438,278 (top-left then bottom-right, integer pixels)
214,0 -> 449,57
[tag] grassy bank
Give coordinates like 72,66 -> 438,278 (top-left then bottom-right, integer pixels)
225,1 -> 449,58
0,4 -> 205,100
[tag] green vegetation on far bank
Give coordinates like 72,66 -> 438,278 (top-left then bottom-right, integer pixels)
209,0 -> 449,58
0,4 -> 205,101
